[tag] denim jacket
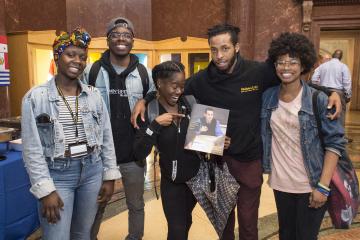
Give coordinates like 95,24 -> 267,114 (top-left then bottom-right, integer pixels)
81,63 -> 155,113
21,78 -> 121,199
261,81 -> 346,187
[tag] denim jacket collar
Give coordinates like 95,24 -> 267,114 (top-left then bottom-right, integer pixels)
265,80 -> 314,115
48,77 -> 91,102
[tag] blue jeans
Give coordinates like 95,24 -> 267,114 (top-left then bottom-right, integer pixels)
39,154 -> 103,240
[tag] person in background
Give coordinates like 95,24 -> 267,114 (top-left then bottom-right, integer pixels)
21,28 -> 120,240
321,53 -> 332,64
262,32 -> 345,240
311,49 -> 352,130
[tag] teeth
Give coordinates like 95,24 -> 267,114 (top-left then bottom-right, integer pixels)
282,73 -> 292,78
116,45 -> 127,49
69,67 -> 79,72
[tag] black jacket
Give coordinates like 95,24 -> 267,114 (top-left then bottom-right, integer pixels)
133,100 -> 201,182
184,54 -> 279,161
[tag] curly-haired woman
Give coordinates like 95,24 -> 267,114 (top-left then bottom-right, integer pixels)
261,32 -> 346,240
21,28 -> 120,240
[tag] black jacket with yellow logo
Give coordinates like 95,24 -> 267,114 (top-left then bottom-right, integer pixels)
185,53 -> 279,161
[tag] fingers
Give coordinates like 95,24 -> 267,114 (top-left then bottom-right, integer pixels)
54,204 -> 61,222
97,182 -> 114,206
58,197 -> 64,210
130,114 -> 136,128
131,100 -> 147,129
97,186 -> 105,202
41,192 -> 64,224
156,113 -> 185,126
169,113 -> 185,117
141,108 -> 146,122
43,205 -> 60,223
327,93 -> 342,120
309,191 -> 327,209
132,114 -> 140,129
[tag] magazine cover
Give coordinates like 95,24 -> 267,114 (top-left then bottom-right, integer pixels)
184,104 -> 229,156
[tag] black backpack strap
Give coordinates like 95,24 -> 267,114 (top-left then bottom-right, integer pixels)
137,63 -> 149,98
89,61 -> 101,87
145,98 -> 160,200
184,95 -> 197,110
146,99 -> 159,123
312,90 -> 325,149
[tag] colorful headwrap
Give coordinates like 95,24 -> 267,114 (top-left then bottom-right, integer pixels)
52,27 -> 91,62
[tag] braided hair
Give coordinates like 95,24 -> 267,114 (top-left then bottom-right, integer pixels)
152,61 -> 185,89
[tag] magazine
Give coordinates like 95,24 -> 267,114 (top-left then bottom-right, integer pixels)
184,103 -> 229,156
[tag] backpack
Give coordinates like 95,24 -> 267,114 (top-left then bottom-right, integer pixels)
146,95 -> 197,199
88,60 -> 150,97
312,90 -> 360,229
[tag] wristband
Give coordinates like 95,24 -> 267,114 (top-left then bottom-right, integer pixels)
316,187 -> 330,197
317,182 -> 330,192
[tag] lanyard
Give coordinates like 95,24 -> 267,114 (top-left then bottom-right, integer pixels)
56,84 -> 79,139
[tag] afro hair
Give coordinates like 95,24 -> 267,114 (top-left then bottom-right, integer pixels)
268,32 -> 317,74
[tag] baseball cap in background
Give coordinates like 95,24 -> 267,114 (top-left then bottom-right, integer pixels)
106,17 -> 135,37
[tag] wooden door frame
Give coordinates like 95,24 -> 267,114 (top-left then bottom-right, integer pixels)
310,17 -> 360,110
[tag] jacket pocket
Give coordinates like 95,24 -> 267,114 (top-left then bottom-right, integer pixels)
36,122 -> 55,157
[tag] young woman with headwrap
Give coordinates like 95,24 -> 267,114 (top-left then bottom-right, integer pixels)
21,28 -> 120,240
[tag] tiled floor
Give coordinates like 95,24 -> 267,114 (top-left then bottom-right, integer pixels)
98,110 -> 360,240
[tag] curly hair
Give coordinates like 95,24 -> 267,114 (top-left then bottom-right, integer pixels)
207,24 -> 240,45
152,61 -> 185,89
267,32 -> 317,74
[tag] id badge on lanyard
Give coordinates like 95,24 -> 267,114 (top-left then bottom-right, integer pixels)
68,142 -> 88,157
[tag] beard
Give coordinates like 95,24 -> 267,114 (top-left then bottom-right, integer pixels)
224,52 -> 237,73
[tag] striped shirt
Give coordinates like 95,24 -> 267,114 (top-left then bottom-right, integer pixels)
58,96 -> 87,151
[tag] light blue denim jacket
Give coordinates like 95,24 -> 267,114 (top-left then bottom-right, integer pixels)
21,78 -> 121,199
261,81 -> 346,187
81,63 -> 155,113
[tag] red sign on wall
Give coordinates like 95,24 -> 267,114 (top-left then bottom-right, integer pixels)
0,35 -> 10,86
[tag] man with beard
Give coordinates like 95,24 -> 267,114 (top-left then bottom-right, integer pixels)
131,24 -> 341,240
82,17 -> 155,240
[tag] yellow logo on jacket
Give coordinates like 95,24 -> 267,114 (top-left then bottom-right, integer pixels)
241,85 -> 259,93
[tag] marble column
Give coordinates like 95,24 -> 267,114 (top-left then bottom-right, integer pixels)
226,0 -> 256,59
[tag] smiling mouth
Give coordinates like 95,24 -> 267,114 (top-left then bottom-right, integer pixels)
116,44 -> 128,50
216,61 -> 227,67
281,73 -> 293,78
69,66 -> 81,73
171,96 -> 179,102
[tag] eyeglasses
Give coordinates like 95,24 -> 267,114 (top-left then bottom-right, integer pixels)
108,32 -> 133,40
275,59 -> 300,68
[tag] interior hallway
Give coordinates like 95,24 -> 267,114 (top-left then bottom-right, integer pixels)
98,110 -> 360,240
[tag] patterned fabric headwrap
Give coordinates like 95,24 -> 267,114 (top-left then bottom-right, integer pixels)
53,27 -> 91,61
